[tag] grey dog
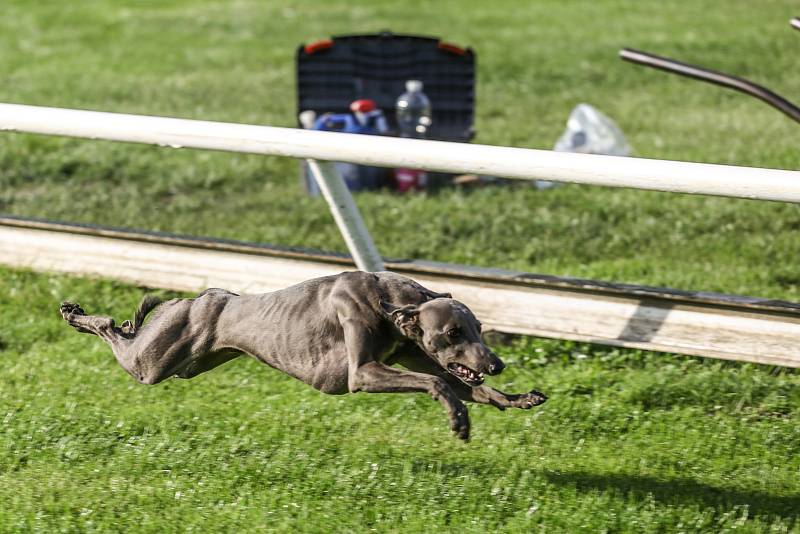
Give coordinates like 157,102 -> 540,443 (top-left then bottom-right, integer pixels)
60,271 -> 546,440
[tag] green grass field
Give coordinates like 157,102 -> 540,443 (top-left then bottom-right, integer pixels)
1,0 -> 799,532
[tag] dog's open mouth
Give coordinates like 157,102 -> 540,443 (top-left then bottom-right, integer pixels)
447,363 -> 484,386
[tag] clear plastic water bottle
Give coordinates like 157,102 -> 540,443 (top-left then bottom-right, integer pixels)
395,80 -> 432,138
393,80 -> 431,191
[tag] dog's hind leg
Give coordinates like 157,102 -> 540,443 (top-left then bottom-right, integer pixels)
60,300 -> 149,379
61,292 -> 235,385
60,299 -> 192,385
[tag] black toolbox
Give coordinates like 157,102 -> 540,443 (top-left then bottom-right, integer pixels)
296,31 -> 476,191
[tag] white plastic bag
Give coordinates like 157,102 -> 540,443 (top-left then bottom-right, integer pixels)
554,103 -> 632,157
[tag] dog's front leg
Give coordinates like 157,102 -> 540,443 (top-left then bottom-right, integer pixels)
389,349 -> 547,411
348,361 -> 470,440
336,304 -> 470,439
469,386 -> 548,410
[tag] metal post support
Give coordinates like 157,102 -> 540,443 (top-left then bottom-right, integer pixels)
305,159 -> 384,272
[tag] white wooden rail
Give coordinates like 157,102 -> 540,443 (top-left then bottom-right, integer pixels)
1,103 -> 799,202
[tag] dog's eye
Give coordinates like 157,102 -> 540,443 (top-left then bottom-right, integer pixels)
447,328 -> 461,339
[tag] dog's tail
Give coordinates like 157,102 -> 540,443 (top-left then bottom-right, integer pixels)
134,295 -> 162,330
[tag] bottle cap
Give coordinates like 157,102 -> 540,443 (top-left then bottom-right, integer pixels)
405,80 -> 423,92
350,99 -> 376,113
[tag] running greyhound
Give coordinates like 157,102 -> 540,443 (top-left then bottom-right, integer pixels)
60,271 -> 547,441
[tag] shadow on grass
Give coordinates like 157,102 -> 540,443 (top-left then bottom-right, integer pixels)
545,470 -> 800,522
402,457 -> 797,524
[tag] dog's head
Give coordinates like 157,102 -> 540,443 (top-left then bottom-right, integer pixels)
380,297 -> 505,386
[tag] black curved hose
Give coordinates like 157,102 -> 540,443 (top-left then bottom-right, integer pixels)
619,47 -> 800,124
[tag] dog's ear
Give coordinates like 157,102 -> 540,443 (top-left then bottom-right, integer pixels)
379,300 -> 421,337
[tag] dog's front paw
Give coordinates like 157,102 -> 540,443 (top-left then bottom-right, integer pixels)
510,389 -> 548,409
450,405 -> 471,442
